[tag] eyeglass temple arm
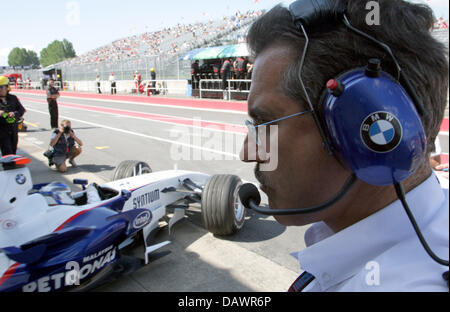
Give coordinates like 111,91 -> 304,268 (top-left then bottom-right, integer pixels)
256,110 -> 313,128
298,22 -> 334,155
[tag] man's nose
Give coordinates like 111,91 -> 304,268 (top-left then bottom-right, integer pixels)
240,135 -> 268,163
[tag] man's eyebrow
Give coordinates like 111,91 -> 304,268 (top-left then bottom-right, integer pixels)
249,106 -> 276,121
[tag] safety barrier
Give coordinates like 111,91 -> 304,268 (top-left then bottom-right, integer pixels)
53,81 -> 62,89
67,79 -> 188,96
199,79 -> 251,100
11,81 -> 34,90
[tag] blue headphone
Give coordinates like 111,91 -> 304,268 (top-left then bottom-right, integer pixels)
289,0 -> 427,186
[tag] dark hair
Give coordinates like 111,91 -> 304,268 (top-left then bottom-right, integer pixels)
247,0 -> 448,155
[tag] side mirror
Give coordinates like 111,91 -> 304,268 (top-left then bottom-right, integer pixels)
73,179 -> 88,190
121,190 -> 132,201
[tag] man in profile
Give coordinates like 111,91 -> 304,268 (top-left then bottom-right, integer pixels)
46,79 -> 60,129
240,0 -> 448,291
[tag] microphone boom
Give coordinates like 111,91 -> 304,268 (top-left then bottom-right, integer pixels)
239,175 -> 357,216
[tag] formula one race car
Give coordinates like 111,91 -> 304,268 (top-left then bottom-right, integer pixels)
0,155 -> 246,292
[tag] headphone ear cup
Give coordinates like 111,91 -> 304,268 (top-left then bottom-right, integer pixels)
320,68 -> 426,186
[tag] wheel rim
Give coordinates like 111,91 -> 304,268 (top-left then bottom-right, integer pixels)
132,164 -> 152,176
233,182 -> 245,224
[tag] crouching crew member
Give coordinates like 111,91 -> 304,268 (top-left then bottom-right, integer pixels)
0,76 -> 25,156
50,120 -> 83,173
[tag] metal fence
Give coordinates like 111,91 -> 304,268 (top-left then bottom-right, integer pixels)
59,54 -> 193,82
12,53 -> 192,83
199,79 -> 251,100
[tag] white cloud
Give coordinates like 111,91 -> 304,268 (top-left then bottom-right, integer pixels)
0,48 -> 11,66
0,47 -> 11,57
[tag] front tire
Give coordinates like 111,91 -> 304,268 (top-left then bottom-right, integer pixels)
111,160 -> 152,181
201,174 -> 246,236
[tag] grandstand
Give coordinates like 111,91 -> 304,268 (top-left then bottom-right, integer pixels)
10,10 -> 261,84
8,14 -> 449,92
66,11 -> 260,66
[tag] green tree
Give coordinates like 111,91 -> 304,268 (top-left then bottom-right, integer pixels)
40,39 -> 76,67
27,50 -> 40,69
8,48 -> 40,67
62,39 -> 76,58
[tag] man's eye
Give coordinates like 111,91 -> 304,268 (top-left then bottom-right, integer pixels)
253,118 -> 266,126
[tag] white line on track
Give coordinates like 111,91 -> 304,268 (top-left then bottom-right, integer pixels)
16,92 -> 248,115
21,97 -> 247,136
24,107 -> 241,159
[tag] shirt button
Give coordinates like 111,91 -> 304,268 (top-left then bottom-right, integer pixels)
322,273 -> 331,283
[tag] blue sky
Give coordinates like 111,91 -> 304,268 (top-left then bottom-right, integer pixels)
1,0 -> 448,66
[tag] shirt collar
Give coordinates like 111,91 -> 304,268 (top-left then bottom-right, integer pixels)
292,173 -> 446,291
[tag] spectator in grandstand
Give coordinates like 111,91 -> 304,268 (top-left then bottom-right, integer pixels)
0,76 -> 25,156
109,73 -> 117,94
49,120 -> 83,173
57,10 -> 263,67
96,75 -> 102,94
150,68 -> 157,95
46,79 -> 60,129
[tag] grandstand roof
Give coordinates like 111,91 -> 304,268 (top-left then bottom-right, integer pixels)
181,43 -> 249,60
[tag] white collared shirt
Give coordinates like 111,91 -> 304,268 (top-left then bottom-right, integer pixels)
291,173 -> 449,292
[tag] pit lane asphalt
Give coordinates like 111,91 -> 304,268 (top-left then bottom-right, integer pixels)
15,92 -> 309,292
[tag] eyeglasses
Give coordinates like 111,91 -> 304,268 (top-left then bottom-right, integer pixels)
245,110 -> 313,146
0,85 -> 8,89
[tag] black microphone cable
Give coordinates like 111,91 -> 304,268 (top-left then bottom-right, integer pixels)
394,182 -> 449,267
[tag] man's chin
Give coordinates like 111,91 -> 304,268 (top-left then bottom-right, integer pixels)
269,199 -> 317,226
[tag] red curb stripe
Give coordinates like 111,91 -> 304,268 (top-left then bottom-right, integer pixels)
13,89 -> 248,112
20,97 -> 247,134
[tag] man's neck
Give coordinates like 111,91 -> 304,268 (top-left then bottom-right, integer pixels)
324,164 -> 431,233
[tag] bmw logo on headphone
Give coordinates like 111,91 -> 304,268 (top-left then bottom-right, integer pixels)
361,112 -> 403,153
15,174 -> 26,185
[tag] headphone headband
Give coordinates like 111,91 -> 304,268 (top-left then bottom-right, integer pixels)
289,0 -> 346,30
